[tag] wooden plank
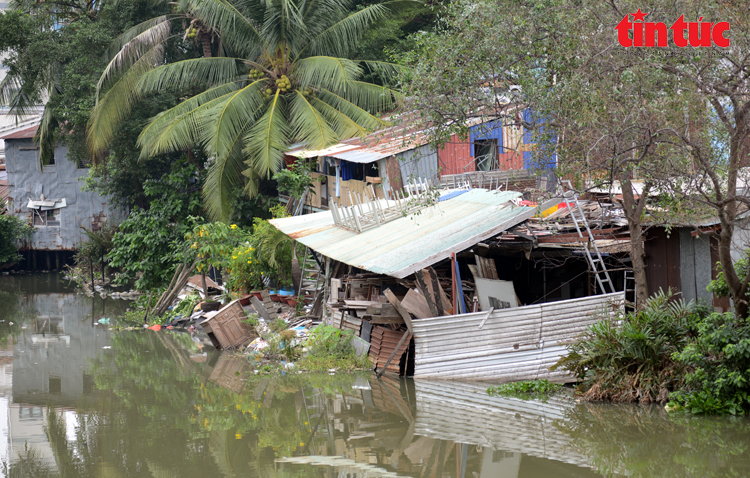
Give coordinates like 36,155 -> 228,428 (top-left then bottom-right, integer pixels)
372,316 -> 406,325
424,267 -> 451,314
401,289 -> 432,320
342,300 -> 385,309
414,270 -> 439,317
384,288 -> 414,334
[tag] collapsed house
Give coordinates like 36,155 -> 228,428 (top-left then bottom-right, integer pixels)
270,186 -> 629,381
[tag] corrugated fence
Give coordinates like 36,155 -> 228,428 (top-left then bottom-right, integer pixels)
412,292 -> 625,381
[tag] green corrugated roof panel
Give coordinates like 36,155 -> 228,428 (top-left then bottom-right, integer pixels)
270,189 -> 546,278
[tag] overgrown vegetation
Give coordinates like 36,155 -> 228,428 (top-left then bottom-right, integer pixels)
670,312 -> 750,415
0,202 -> 33,267
553,291 -> 710,405
297,325 -> 370,372
486,380 -> 562,400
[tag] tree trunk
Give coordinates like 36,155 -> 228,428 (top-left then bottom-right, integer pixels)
201,33 -> 212,58
619,175 -> 650,308
201,270 -> 209,300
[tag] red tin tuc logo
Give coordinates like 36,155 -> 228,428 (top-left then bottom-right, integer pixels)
616,9 -> 729,47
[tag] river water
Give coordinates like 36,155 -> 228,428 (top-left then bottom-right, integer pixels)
1,273 -> 750,477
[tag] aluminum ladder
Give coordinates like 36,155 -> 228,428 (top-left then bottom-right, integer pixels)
564,189 -> 616,294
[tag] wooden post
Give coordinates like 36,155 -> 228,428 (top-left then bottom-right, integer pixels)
451,253 -> 457,314
143,291 -> 154,323
101,249 -> 105,284
201,270 -> 208,300
89,257 -> 95,292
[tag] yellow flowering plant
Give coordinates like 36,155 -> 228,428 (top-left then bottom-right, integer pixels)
185,220 -> 251,280
226,205 -> 295,292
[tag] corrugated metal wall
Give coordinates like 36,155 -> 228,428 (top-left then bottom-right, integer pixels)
412,292 -> 625,381
438,134 -> 474,176
6,138 -> 121,251
397,144 -> 440,186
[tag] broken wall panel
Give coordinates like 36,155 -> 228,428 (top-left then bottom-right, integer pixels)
411,292 -> 625,381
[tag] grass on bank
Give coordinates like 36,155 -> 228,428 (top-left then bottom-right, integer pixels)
487,379 -> 563,400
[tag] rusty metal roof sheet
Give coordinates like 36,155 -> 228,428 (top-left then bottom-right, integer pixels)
0,125 -> 38,140
285,126 -> 431,163
270,190 -> 560,278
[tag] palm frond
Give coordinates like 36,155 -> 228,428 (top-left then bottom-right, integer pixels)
289,90 -> 338,149
180,0 -> 269,60
137,57 -> 242,93
200,80 -> 267,159
308,95 -> 367,138
357,60 -> 406,84
34,83 -> 62,170
0,74 -> 42,117
137,81 -> 244,159
316,87 -> 389,130
98,16 -> 173,94
244,91 -> 290,177
87,46 -> 165,154
297,2 -> 401,58
263,0 -> 306,54
292,56 -> 361,92
200,81 -> 269,219
335,80 -> 400,111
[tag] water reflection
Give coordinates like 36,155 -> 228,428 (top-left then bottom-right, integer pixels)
1,275 -> 750,477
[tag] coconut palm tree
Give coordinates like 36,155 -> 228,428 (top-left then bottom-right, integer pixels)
89,0 -> 411,220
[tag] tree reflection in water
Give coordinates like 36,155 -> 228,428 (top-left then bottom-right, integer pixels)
5,323 -> 750,478
557,403 -> 750,477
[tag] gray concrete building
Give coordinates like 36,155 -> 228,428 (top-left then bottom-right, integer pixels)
1,124 -> 120,268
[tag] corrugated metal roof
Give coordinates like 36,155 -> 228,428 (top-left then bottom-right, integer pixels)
270,190 -> 558,278
0,125 -> 38,140
411,292 -> 625,381
285,126 -> 433,164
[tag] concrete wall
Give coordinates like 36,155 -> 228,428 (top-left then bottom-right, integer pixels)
5,137 -> 118,251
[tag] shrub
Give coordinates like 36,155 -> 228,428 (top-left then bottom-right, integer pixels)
304,325 -> 355,358
552,290 -> 710,404
0,204 -> 33,267
670,312 -> 750,415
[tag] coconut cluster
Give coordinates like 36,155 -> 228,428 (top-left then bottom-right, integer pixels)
248,69 -> 264,80
275,75 -> 292,93
186,26 -> 197,40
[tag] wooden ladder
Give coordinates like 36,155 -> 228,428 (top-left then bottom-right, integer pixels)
299,247 -> 323,300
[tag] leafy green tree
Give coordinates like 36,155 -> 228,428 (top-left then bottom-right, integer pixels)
107,159 -> 205,290
0,201 -> 33,267
88,0 -> 412,220
0,0 -> 174,168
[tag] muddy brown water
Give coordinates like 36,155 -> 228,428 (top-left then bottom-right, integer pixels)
1,273 -> 749,477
